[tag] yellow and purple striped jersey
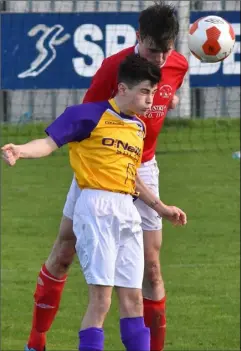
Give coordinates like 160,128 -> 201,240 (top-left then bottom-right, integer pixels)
45,99 -> 145,195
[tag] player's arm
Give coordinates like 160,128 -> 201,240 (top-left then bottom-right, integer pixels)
2,105 -> 97,167
136,174 -> 187,226
168,94 -> 179,110
83,59 -> 117,103
168,58 -> 189,110
1,137 -> 58,166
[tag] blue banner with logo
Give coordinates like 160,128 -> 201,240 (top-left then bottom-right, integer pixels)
0,11 -> 240,89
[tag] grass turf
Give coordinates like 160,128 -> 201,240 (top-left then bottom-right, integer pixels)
1,120 -> 240,350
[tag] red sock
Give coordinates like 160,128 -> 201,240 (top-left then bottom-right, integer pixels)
143,296 -> 166,351
27,264 -> 67,351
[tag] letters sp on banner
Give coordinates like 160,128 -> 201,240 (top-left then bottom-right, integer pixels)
72,24 -> 137,77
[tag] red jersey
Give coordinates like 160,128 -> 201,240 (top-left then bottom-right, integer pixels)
83,46 -> 188,162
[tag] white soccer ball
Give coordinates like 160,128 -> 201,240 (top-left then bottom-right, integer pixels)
188,15 -> 235,63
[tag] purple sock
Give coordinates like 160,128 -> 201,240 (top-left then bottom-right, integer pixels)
79,327 -> 104,351
120,317 -> 150,351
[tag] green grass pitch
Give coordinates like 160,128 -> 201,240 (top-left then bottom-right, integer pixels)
1,120 -> 240,350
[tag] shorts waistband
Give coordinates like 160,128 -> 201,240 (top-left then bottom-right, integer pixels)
141,156 -> 156,167
81,188 -> 133,199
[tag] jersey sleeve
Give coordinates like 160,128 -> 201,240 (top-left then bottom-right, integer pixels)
45,104 -> 102,147
83,58 -> 117,103
177,59 -> 189,89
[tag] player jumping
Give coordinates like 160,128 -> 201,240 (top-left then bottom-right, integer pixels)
2,54 -> 187,351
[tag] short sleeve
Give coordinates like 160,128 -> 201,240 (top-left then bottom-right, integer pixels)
45,103 -> 106,147
177,60 -> 189,89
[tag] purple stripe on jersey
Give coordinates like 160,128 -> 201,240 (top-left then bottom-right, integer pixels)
45,101 -> 109,147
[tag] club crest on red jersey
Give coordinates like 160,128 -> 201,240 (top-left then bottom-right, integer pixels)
159,84 -> 173,99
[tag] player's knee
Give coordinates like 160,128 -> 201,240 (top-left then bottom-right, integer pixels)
119,290 -> 143,317
144,259 -> 162,287
57,237 -> 76,268
49,237 -> 75,270
46,218 -> 76,275
89,293 -> 112,318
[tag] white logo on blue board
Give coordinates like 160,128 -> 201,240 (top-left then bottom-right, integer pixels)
18,24 -> 70,78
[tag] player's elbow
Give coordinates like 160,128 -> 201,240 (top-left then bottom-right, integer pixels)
44,136 -> 59,155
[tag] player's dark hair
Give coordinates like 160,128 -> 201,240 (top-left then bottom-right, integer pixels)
118,54 -> 161,88
138,1 -> 179,52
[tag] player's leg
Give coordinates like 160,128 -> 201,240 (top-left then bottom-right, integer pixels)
79,285 -> 112,351
116,288 -> 150,351
45,215 -> 76,278
143,229 -> 164,299
143,229 -> 166,351
135,159 -> 166,351
26,178 -> 79,351
115,204 -> 150,351
73,189 -> 118,351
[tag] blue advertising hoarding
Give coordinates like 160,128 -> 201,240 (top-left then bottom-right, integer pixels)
0,11 -> 240,89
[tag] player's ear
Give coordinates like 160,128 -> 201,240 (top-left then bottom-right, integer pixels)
136,31 -> 140,43
118,82 -> 128,95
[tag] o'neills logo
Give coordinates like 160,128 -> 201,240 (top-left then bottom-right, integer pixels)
102,138 -> 141,157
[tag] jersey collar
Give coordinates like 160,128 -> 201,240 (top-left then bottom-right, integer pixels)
108,98 -> 136,120
108,98 -> 120,114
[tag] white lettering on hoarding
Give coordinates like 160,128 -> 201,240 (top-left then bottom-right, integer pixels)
73,24 -> 104,77
73,24 -> 136,77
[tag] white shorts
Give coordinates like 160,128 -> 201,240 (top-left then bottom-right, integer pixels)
63,157 -> 162,232
73,189 -> 144,288
63,176 -> 81,219
134,157 -> 162,231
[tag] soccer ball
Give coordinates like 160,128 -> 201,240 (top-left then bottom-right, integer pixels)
188,15 -> 235,63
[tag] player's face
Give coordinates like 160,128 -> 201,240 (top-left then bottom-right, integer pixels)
137,33 -> 174,67
125,80 -> 158,115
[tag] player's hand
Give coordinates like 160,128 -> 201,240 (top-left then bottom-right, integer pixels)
168,94 -> 179,110
161,205 -> 187,226
1,143 -> 21,166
